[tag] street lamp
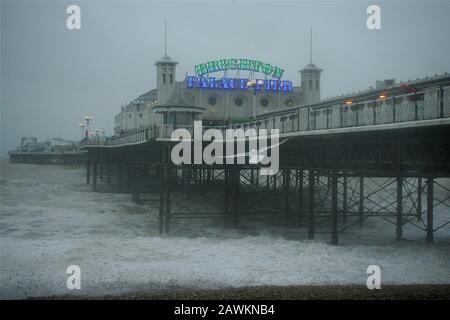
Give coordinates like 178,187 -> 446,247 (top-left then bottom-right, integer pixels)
79,123 -> 86,138
247,79 -> 264,120
95,128 -> 100,145
84,115 -> 94,138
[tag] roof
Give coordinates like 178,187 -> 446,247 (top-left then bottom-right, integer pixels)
153,84 -> 205,113
300,63 -> 323,72
136,89 -> 157,102
155,54 -> 178,65
160,84 -> 196,108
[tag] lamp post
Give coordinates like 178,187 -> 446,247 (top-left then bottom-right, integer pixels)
247,79 -> 264,120
79,123 -> 86,138
95,128 -> 100,145
84,115 -> 94,138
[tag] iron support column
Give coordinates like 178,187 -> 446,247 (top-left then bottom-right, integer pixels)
308,170 -> 315,239
427,178 -> 434,242
396,177 -> 403,241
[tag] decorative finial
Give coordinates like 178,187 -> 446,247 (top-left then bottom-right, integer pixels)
309,27 -> 313,64
164,18 -> 167,56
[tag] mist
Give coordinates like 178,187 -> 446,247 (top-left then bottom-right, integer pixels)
1,0 -> 449,156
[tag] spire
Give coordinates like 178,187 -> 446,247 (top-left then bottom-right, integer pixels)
156,18 -> 177,64
300,27 -> 321,72
309,27 -> 312,64
164,18 -> 167,56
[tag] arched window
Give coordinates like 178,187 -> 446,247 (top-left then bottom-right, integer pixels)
208,96 -> 217,106
260,98 -> 269,107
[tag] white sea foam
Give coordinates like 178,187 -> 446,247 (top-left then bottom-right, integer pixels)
0,159 -> 449,298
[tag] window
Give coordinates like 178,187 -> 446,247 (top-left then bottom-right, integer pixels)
139,113 -> 143,118
260,98 -> 269,107
234,97 -> 243,106
128,114 -> 131,118
162,73 -> 166,84
170,74 -> 173,84
208,96 -> 217,106
309,80 -> 312,89
316,80 -> 319,90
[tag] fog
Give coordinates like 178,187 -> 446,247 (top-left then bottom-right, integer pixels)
1,0 -> 449,155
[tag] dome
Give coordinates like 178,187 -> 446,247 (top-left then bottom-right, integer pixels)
155,54 -> 178,65
300,63 -> 322,72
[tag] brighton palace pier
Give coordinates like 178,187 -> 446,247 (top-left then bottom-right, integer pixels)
113,56 -> 317,135
81,51 -> 450,245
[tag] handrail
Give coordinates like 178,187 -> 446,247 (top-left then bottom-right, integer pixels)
81,85 -> 450,147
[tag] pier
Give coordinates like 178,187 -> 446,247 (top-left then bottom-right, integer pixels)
81,75 -> 450,245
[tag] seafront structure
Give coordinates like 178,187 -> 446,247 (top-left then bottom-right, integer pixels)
76,26 -> 450,244
80,41 -> 450,245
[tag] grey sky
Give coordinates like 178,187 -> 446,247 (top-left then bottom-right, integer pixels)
1,0 -> 449,155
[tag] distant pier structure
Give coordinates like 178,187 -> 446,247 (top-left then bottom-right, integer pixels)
9,137 -> 86,165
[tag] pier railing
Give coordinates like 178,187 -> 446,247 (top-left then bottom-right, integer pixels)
81,84 -> 450,147
228,86 -> 450,134
157,85 -> 450,138
79,125 -> 159,147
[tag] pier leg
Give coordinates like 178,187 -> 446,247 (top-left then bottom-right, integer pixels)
159,165 -> 165,234
86,159 -> 91,184
359,176 -> 364,226
298,169 -> 303,227
100,162 -> 104,181
284,169 -> 290,226
224,168 -> 229,228
135,166 -> 141,204
117,163 -> 122,188
92,160 -> 97,192
417,176 -> 422,220
107,163 -> 112,185
426,178 -> 434,243
233,167 -> 239,228
331,171 -> 338,245
165,165 -> 171,233
396,177 -> 403,241
273,173 -> 277,191
131,165 -> 136,201
342,175 -> 348,223
127,164 -> 132,192
308,170 -> 315,239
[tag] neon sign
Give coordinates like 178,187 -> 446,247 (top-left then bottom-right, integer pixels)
185,76 -> 293,93
195,59 -> 285,79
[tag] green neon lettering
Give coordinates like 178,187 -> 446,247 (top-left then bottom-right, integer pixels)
262,64 -> 273,75
206,61 -> 220,73
272,67 -> 284,79
253,61 -> 263,73
217,59 -> 228,71
195,63 -> 208,76
239,59 -> 251,70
